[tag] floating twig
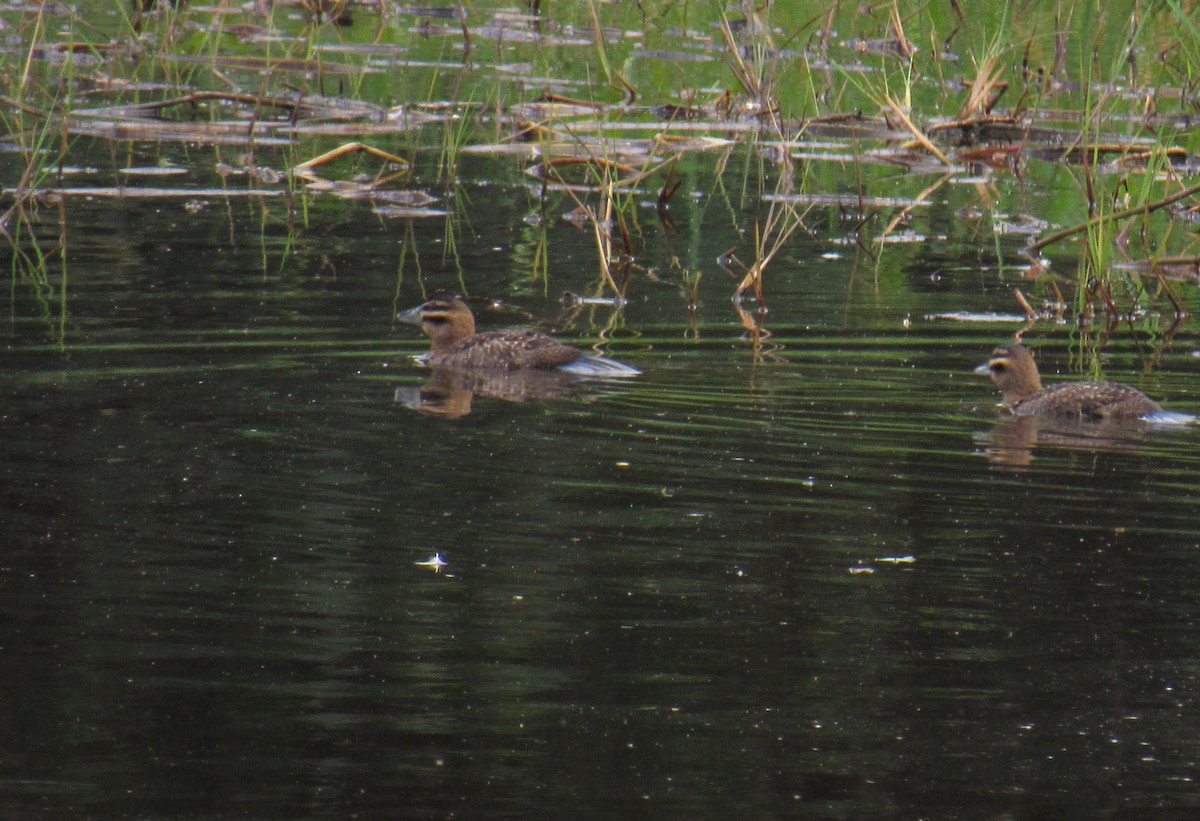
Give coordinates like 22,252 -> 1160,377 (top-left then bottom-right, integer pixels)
1025,179 -> 1200,253
1012,288 -> 1038,319
294,141 -> 408,171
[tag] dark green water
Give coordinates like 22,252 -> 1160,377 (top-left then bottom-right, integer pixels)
5,155 -> 1200,819
6,1 -> 1200,815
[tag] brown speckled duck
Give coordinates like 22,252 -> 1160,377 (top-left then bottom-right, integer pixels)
975,343 -> 1191,423
397,297 -> 640,377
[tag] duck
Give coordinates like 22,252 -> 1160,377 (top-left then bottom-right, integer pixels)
975,343 -> 1191,423
396,297 -> 640,377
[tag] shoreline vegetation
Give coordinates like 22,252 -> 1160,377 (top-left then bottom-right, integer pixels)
3,1 -> 1200,351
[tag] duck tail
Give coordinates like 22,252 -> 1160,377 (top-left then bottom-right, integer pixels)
1142,409 -> 1196,426
559,355 -> 641,378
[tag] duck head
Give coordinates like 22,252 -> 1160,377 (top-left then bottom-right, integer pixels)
976,343 -> 1042,407
397,297 -> 476,348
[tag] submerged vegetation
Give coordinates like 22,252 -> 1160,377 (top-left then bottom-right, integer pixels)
4,0 -> 1200,358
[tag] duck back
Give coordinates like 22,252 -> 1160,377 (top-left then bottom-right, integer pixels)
1011,380 -> 1162,420
424,329 -> 583,370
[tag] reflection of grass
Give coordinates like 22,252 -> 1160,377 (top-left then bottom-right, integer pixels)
0,3 -> 75,345
435,104 -> 473,187
715,5 -> 813,308
731,173 -> 806,307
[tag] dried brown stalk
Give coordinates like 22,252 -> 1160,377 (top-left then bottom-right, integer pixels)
718,16 -> 763,100
887,2 -> 917,61
957,53 -> 1007,120
1012,288 -> 1038,319
884,97 -> 950,165
294,142 -> 408,171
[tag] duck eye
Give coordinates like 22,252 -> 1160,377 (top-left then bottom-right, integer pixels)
424,316 -> 449,325
990,362 -> 1006,373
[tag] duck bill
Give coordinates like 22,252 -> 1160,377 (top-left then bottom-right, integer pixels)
973,363 -> 992,376
396,305 -> 424,326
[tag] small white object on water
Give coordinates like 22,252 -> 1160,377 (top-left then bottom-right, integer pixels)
877,555 -> 916,564
926,311 -> 1028,323
416,553 -> 447,572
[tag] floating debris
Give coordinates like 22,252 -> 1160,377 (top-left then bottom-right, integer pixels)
764,193 -> 932,209
652,103 -> 708,121
850,556 -> 915,575
560,291 -> 627,308
372,205 -> 448,218
874,230 -> 936,244
993,215 -> 1051,235
925,311 -> 1030,323
118,166 -> 188,176
22,187 -> 293,200
416,553 -> 447,572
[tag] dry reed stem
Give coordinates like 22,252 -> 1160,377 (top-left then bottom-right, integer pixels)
294,142 -> 408,171
585,0 -> 636,103
1012,288 -> 1038,318
0,94 -> 49,119
86,91 -> 320,117
591,187 -> 618,295
547,126 -> 644,299
718,16 -> 762,99
1026,178 -> 1200,253
539,93 -> 605,109
880,173 -> 951,238
957,53 -> 1007,120
887,2 -> 916,61
536,157 -> 638,176
926,115 -> 1018,136
1134,255 -> 1200,267
884,97 -> 950,165
735,198 -> 805,302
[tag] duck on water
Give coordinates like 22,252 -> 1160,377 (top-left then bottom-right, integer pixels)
397,297 -> 640,377
976,343 -> 1192,425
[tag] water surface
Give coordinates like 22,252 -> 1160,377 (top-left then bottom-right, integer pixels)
6,163 -> 1200,818
5,2 -> 1200,818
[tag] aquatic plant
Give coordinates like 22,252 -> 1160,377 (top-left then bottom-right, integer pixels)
2,0 -> 1200,344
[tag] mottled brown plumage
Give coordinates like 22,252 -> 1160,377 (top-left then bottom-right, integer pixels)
397,297 -> 639,376
975,343 -> 1163,420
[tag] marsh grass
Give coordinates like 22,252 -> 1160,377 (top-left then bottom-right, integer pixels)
0,3 -> 81,343
4,0 -> 1200,343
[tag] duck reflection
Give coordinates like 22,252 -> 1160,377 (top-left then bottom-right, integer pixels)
981,414 -> 1154,468
394,366 -> 584,418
